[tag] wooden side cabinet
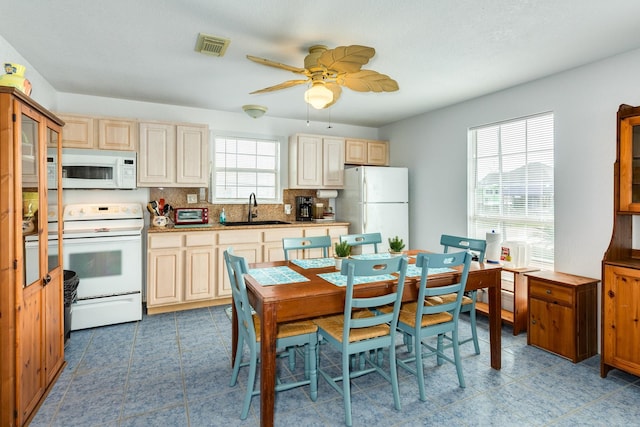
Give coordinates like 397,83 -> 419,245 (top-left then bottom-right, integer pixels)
526,271 -> 598,363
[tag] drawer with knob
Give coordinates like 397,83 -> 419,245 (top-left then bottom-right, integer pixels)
528,280 -> 573,306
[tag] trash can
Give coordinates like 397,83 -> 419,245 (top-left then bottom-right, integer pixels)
63,270 -> 79,345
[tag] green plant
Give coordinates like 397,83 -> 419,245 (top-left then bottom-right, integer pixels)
388,236 -> 405,252
334,241 -> 351,258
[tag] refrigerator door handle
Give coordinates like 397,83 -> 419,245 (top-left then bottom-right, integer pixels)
362,177 -> 367,203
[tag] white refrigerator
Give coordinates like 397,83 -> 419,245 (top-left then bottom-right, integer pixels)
336,166 -> 409,253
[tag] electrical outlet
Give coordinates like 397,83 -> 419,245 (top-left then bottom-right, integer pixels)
187,194 -> 197,204
199,187 -> 206,201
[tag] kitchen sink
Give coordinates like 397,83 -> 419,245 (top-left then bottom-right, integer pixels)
222,220 -> 291,226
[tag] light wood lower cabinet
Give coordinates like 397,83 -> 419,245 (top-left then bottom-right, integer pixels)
526,271 -> 598,363
147,231 -> 216,314
147,224 -> 349,311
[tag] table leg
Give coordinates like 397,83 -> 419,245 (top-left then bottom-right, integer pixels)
487,281 -> 502,369
260,302 -> 277,427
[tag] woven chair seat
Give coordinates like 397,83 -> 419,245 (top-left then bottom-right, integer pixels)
314,310 -> 390,343
381,302 -> 453,328
437,293 -> 473,306
251,315 -> 317,341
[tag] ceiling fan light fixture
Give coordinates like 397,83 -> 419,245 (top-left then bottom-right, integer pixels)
304,83 -> 333,109
242,104 -> 268,118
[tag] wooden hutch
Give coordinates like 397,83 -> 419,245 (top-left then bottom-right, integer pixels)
601,104 -> 640,378
0,87 -> 65,425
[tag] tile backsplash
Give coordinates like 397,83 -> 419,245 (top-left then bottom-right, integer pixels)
149,188 -> 332,223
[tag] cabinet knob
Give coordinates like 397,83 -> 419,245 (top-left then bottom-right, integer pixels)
546,289 -> 551,294
532,319 -> 537,325
43,274 -> 52,286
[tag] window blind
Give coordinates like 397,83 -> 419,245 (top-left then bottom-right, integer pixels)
468,112 -> 554,270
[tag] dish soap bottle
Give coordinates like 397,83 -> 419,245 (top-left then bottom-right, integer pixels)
219,208 -> 226,224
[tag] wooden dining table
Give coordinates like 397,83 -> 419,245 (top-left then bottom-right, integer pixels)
233,250 -> 503,427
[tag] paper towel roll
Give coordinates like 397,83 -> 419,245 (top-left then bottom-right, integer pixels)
316,190 -> 338,199
485,231 -> 502,263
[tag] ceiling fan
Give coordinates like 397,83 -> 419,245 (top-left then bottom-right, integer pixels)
246,45 -> 399,109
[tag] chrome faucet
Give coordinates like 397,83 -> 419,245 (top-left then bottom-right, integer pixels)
248,193 -> 258,222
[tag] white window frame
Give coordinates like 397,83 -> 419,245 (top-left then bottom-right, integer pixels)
468,112 -> 554,270
210,132 -> 284,204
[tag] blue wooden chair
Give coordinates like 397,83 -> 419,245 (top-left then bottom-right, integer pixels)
282,235 -> 331,260
223,249 -> 319,419
339,232 -> 382,254
313,256 -> 408,427
440,234 -> 487,355
395,251 -> 472,401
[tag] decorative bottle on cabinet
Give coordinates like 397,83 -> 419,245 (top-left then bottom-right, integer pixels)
601,104 -> 640,378
0,87 -> 65,426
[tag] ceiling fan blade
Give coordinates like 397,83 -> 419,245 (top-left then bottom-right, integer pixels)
317,45 -> 375,73
322,83 -> 342,108
338,70 -> 399,92
246,55 -> 308,74
249,79 -> 309,94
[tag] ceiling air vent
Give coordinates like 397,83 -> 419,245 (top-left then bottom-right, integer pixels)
195,33 -> 230,57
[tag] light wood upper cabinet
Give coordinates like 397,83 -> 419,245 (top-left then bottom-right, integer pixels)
345,138 -> 389,166
289,133 -> 345,189
55,113 -> 137,150
98,118 -> 138,151
138,122 -> 176,186
137,122 -> 209,187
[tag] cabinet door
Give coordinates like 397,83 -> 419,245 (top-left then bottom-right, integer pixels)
263,227 -> 304,262
323,137 -> 345,187
57,114 -> 94,148
619,115 -> 640,212
184,232 -> 215,301
217,230 -> 262,296
98,119 -> 137,151
217,244 -> 261,297
367,140 -> 389,166
176,125 -> 208,186
603,265 -> 640,372
529,297 -> 575,359
138,122 -> 176,186
293,135 -> 323,187
184,247 -> 215,301
148,247 -> 182,305
345,139 -> 367,164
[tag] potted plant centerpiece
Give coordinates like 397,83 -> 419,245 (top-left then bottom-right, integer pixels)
388,236 -> 405,256
334,240 -> 351,270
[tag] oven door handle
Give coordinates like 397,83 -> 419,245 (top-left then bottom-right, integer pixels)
63,234 -> 141,244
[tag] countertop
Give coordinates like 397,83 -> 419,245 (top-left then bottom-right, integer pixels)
147,220 -> 349,233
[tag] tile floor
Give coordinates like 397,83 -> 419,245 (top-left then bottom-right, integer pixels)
31,306 -> 640,426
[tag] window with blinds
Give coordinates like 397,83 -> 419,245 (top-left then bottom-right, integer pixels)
213,135 -> 280,202
468,112 -> 554,270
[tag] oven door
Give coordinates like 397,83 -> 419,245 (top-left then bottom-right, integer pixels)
62,234 -> 142,299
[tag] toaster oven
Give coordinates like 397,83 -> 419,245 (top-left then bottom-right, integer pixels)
174,207 -> 209,225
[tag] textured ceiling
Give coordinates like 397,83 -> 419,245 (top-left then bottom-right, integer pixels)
3,0 -> 640,127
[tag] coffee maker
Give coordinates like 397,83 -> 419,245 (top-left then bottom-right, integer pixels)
296,196 -> 313,221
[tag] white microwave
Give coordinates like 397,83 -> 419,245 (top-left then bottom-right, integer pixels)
61,148 -> 137,189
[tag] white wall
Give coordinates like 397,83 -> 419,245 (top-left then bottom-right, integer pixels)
381,47 -> 640,280
0,36 -> 57,108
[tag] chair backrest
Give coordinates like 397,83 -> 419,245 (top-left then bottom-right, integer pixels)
340,257 -> 408,346
223,249 -> 256,342
440,234 -> 487,262
282,235 -> 331,260
414,251 -> 472,322
339,232 -> 382,254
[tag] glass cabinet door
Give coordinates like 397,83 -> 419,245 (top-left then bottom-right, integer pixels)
619,116 -> 640,212
22,113 -> 41,287
46,127 -> 60,276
